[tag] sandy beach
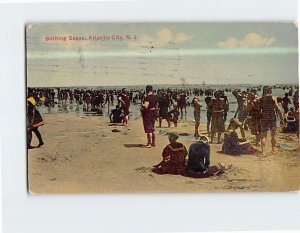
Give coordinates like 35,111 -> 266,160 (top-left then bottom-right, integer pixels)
27,113 -> 300,194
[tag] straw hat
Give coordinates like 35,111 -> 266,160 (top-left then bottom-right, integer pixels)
229,118 -> 242,126
27,97 -> 36,106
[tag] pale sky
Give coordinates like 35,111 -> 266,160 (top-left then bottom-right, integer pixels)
26,23 -> 298,87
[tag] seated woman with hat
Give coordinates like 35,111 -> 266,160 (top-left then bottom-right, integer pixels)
152,132 -> 187,175
222,118 -> 256,155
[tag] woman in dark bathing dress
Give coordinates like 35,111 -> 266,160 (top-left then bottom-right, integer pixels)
141,85 -> 158,148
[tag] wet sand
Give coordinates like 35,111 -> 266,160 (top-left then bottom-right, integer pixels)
28,114 -> 300,193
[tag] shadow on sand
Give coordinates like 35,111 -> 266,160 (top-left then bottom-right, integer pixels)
124,144 -> 145,148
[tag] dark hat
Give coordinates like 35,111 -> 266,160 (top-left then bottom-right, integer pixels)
168,132 -> 179,140
214,90 -> 221,98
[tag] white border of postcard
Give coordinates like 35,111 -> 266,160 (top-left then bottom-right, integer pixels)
0,0 -> 299,233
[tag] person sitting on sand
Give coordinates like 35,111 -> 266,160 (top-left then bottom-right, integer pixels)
222,118 -> 256,156
187,135 -> 210,173
185,135 -> 225,178
109,105 -> 123,123
282,108 -> 299,134
152,132 -> 187,175
167,105 -> 180,127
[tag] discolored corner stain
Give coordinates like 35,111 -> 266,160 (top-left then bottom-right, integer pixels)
292,21 -> 298,29
26,23 -> 34,31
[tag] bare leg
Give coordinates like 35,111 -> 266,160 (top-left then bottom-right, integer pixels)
217,132 -> 222,144
152,133 -> 156,146
271,128 -> 276,153
174,118 -> 178,127
261,136 -> 266,156
146,133 -> 152,148
167,119 -> 171,127
210,131 -> 215,143
194,121 -> 200,137
255,135 -> 260,146
123,115 -> 128,126
207,122 -> 210,137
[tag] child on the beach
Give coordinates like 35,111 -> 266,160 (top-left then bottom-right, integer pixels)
109,105 -> 123,123
167,105 -> 180,127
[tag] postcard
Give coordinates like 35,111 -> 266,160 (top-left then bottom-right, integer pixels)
26,23 -> 299,193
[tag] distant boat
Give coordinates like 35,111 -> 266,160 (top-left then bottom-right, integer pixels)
202,81 -> 206,85
180,81 -> 186,89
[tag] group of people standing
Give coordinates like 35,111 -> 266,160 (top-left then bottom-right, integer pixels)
139,85 -> 299,158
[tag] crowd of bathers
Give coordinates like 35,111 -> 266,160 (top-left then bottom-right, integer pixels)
27,85 -> 299,156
